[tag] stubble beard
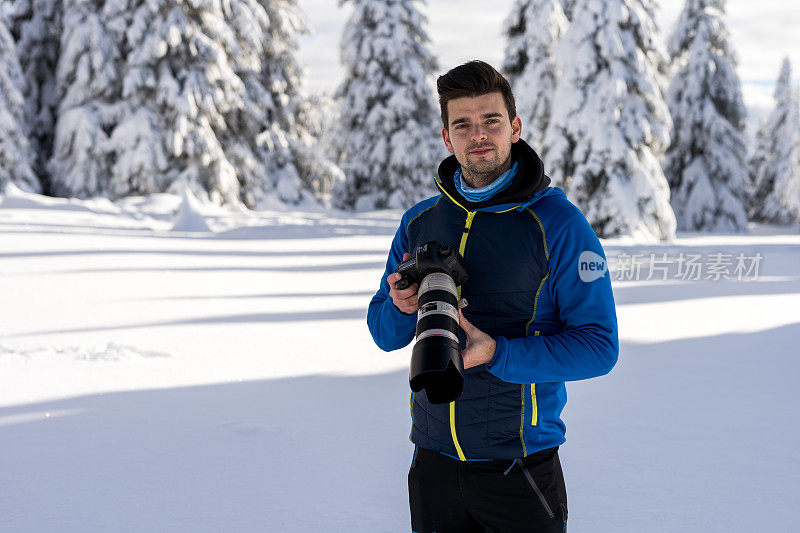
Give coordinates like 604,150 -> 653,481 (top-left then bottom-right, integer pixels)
460,150 -> 513,189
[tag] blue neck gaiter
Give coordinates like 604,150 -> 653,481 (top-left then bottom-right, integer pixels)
454,161 -> 519,203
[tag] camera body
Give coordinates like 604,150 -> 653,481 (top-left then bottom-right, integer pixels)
395,242 -> 468,290
396,241 -> 469,404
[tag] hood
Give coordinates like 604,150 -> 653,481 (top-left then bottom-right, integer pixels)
436,138 -> 553,212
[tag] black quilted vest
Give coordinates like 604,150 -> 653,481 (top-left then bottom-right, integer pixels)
408,139 -> 551,460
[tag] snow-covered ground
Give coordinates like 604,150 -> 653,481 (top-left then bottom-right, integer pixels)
1,187 -> 799,532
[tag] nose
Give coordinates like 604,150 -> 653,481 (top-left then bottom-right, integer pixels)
469,123 -> 488,142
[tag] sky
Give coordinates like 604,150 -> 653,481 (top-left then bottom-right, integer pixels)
295,0 -> 800,122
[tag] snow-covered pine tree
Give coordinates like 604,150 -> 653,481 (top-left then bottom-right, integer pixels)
223,0 -> 343,206
302,91 -> 343,198
749,58 -> 800,224
7,0 -> 61,193
334,0 -> 441,210
502,0 -> 567,152
543,0 -> 677,241
665,0 -> 748,231
109,0 -> 241,203
0,8 -> 39,193
48,0 -> 124,198
108,0 -> 338,206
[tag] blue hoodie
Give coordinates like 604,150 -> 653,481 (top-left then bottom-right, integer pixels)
368,139 -> 619,460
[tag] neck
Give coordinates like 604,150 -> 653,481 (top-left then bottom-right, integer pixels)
461,155 -> 513,188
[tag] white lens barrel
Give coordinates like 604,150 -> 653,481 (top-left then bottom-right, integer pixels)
419,272 -> 458,296
418,300 -> 459,322
416,328 -> 460,343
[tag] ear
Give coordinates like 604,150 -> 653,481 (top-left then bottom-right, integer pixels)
442,127 -> 454,153
511,116 -> 522,143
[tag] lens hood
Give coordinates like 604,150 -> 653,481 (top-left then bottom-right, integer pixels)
409,334 -> 464,404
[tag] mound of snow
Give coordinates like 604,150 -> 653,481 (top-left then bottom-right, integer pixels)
0,182 -> 122,214
170,188 -> 213,232
115,194 -> 184,220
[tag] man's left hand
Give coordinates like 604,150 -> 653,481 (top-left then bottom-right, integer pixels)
459,309 -> 497,369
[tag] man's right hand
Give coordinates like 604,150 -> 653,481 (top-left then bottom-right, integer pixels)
388,252 -> 419,314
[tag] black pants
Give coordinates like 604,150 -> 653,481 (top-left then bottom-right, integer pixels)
408,446 -> 567,533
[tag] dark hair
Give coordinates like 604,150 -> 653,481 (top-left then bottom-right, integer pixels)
436,60 -> 517,129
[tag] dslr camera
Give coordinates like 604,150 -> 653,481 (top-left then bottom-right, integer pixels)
396,241 -> 468,404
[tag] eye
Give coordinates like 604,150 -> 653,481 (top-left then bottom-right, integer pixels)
453,124 -> 468,130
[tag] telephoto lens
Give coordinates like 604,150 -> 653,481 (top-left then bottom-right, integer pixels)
397,241 -> 468,404
410,272 -> 464,404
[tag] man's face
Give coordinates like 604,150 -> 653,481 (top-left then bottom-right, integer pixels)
441,92 -> 522,185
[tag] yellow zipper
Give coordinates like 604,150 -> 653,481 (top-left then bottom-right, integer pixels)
449,402 -> 465,460
450,210 -> 476,461
521,333 -> 540,454
456,211 -> 476,299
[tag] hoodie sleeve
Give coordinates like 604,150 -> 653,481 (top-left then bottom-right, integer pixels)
366,212 -> 418,352
486,209 -> 619,383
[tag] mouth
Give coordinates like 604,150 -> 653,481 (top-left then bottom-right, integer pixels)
469,147 -> 494,157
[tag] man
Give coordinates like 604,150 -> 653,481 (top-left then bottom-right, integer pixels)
367,61 -> 618,532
